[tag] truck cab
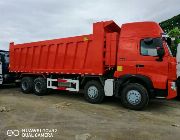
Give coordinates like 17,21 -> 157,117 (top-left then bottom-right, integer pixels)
114,22 -> 177,109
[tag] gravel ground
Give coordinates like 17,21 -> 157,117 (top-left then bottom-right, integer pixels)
0,85 -> 180,140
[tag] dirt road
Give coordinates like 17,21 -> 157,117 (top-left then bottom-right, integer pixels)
0,85 -> 180,140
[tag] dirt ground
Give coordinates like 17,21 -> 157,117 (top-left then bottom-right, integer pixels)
0,85 -> 180,140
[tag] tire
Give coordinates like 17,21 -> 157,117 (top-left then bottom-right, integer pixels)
121,83 -> 149,110
34,77 -> 47,96
21,77 -> 34,94
84,80 -> 105,104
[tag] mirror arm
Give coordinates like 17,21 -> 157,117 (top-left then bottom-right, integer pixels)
156,55 -> 163,61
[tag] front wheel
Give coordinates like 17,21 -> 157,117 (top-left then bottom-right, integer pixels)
84,80 -> 105,104
121,83 -> 149,110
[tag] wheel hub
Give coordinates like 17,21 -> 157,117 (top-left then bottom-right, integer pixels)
127,90 -> 141,105
88,86 -> 98,99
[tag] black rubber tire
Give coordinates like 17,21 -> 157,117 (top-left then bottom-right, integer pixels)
21,77 -> 34,94
121,83 -> 149,110
34,77 -> 47,96
84,80 -> 105,104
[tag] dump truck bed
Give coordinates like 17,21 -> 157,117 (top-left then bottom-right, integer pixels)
9,21 -> 120,75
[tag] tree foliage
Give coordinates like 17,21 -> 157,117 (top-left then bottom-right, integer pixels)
167,27 -> 180,56
160,14 -> 180,56
160,14 -> 180,33
168,27 -> 180,38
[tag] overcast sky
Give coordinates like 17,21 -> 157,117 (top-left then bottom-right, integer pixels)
0,0 -> 179,50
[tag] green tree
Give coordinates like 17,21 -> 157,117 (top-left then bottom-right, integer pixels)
168,27 -> 180,56
168,27 -> 180,38
160,14 -> 180,33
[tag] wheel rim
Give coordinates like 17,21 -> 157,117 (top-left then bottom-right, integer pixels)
35,82 -> 42,93
22,82 -> 28,90
127,90 -> 141,105
87,86 -> 98,99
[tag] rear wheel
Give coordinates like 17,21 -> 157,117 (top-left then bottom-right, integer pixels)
84,80 -> 105,104
34,77 -> 47,96
121,83 -> 149,110
21,77 -> 34,93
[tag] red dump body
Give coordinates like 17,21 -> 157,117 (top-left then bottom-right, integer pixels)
9,21 -> 120,75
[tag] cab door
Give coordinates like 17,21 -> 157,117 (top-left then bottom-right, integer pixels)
136,38 -> 168,90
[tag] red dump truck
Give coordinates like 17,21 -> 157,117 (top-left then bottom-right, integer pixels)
9,20 -> 177,110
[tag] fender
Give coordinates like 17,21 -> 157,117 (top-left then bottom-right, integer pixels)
115,74 -> 154,96
81,75 -> 104,87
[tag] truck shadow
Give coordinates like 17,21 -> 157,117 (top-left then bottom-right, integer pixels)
48,90 -> 175,111
3,86 -> 178,112
0,84 -> 17,89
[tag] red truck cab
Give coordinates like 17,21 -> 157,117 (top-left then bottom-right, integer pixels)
114,22 -> 177,109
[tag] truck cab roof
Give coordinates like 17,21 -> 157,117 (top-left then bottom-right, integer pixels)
120,21 -> 163,38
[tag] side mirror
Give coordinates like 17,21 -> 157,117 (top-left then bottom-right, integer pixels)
156,47 -> 165,61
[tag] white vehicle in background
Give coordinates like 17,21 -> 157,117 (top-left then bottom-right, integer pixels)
176,43 -> 180,78
176,43 -> 180,97
0,50 -> 5,85
0,58 -> 2,85
0,50 -> 16,85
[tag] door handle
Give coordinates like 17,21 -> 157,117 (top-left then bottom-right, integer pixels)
136,64 -> 144,68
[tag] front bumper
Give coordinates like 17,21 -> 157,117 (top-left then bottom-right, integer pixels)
166,81 -> 177,99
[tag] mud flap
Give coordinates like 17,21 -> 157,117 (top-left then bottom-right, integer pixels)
104,79 -> 114,96
166,81 -> 177,99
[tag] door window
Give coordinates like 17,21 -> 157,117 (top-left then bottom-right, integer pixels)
140,38 -> 163,56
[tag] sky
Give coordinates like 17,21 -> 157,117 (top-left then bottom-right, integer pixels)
0,0 -> 179,50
